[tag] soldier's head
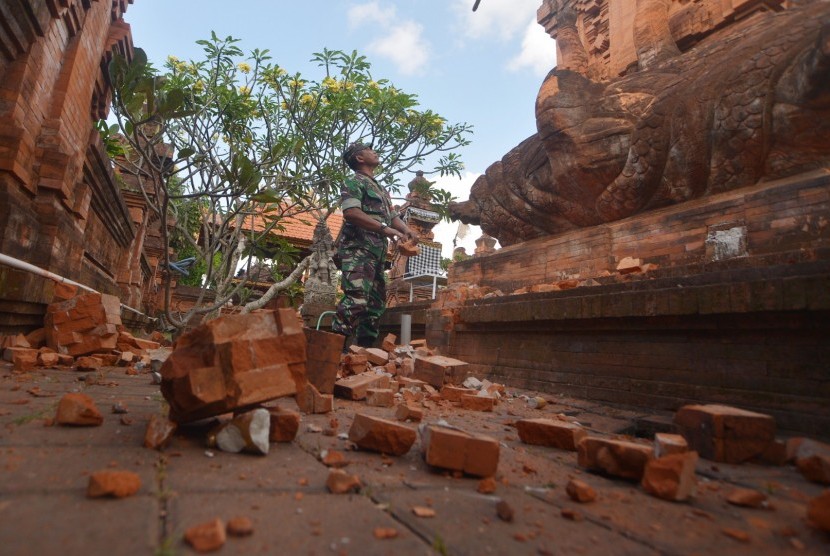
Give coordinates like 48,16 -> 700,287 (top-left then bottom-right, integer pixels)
343,142 -> 378,171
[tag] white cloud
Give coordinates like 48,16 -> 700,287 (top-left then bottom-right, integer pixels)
452,0 -> 541,42
507,18 -> 557,76
347,1 -> 394,28
366,21 -> 430,76
348,2 -> 430,76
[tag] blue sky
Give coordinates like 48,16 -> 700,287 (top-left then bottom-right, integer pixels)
125,0 -> 557,256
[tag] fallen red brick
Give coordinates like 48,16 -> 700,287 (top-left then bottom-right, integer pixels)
144,414 -> 177,450
268,407 -> 300,442
577,437 -> 654,480
440,385 -> 476,402
459,394 -> 496,412
184,518 -> 226,553
413,355 -> 469,388
395,402 -> 424,422
674,404 -> 775,463
516,418 -> 587,451
333,372 -> 390,400
654,433 -> 689,458
87,470 -> 141,498
226,516 -> 254,537
366,388 -> 395,408
565,478 -> 597,503
641,452 -> 698,502
348,413 -> 416,456
807,490 -> 830,532
726,488 -> 767,508
55,393 -> 103,426
420,425 -> 499,478
326,469 -> 361,494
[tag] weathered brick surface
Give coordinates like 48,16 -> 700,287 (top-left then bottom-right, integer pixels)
160,309 -> 307,424
44,292 -> 122,356
0,0 -> 145,331
365,388 -> 395,408
420,425 -> 499,478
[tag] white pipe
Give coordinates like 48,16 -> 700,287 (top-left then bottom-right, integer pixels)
0,252 -> 157,322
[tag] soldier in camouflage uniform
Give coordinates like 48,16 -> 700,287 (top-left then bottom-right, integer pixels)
332,142 -> 418,349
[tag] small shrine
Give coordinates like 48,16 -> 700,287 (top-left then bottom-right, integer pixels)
387,171 -> 446,305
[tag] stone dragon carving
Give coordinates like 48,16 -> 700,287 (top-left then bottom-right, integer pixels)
452,1 -> 830,245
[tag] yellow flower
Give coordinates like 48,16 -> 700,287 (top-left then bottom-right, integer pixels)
300,93 -> 314,105
280,101 -> 289,110
274,67 -> 287,77
193,80 -> 204,93
363,98 -> 375,106
238,86 -> 251,96
288,78 -> 305,89
368,81 -> 379,89
322,76 -> 338,90
237,62 -> 251,74
167,55 -> 181,64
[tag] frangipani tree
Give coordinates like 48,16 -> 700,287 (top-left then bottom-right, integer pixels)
107,33 -> 472,329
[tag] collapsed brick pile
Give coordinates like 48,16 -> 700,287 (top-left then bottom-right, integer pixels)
1,289 -> 167,375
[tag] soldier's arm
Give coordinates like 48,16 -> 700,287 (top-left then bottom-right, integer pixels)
343,207 -> 399,239
390,215 -> 417,243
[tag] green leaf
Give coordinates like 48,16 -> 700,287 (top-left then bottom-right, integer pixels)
178,147 -> 195,158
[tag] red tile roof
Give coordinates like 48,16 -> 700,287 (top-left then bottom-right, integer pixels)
241,208 -> 344,248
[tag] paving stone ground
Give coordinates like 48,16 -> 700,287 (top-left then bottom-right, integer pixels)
1,361 -> 828,555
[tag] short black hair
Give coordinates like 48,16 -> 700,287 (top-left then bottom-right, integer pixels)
343,141 -> 370,169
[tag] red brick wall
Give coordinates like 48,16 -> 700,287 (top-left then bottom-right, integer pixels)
0,1 -> 138,333
428,170 -> 830,437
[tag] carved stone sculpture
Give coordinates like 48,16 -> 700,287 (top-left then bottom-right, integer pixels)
452,2 -> 830,245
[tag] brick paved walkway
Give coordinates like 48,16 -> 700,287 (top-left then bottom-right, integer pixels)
1,362 -> 828,555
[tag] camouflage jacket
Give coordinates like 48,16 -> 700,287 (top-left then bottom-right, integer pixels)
338,172 -> 397,256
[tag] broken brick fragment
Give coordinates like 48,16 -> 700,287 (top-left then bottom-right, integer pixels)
381,333 -> 397,353
326,468 -> 361,494
366,388 -> 395,408
75,356 -> 103,371
363,347 -> 390,366
296,383 -> 334,414
478,477 -> 497,494
144,414 -> 177,450
395,402 -> 424,422
654,433 -> 689,458
87,470 -> 141,498
496,500 -> 514,522
55,393 -> 103,426
226,516 -> 254,537
268,407 -> 300,442
373,527 -> 399,539
791,439 -> 830,485
807,490 -> 830,532
36,350 -> 59,367
303,328 -> 343,394
420,424 -> 499,478
674,404 -> 775,463
641,452 -> 698,502
459,394 -> 496,412
516,418 -> 587,451
440,385 -> 476,402
4,347 -> 38,371
160,309 -> 307,424
184,518 -> 226,553
726,488 -> 767,508
577,436 -> 654,480
413,355 -> 469,388
334,372 -> 390,400
565,479 -> 597,503
348,413 -> 416,456
44,292 -> 121,357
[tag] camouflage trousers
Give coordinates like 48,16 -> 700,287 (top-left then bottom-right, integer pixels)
331,236 -> 387,344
